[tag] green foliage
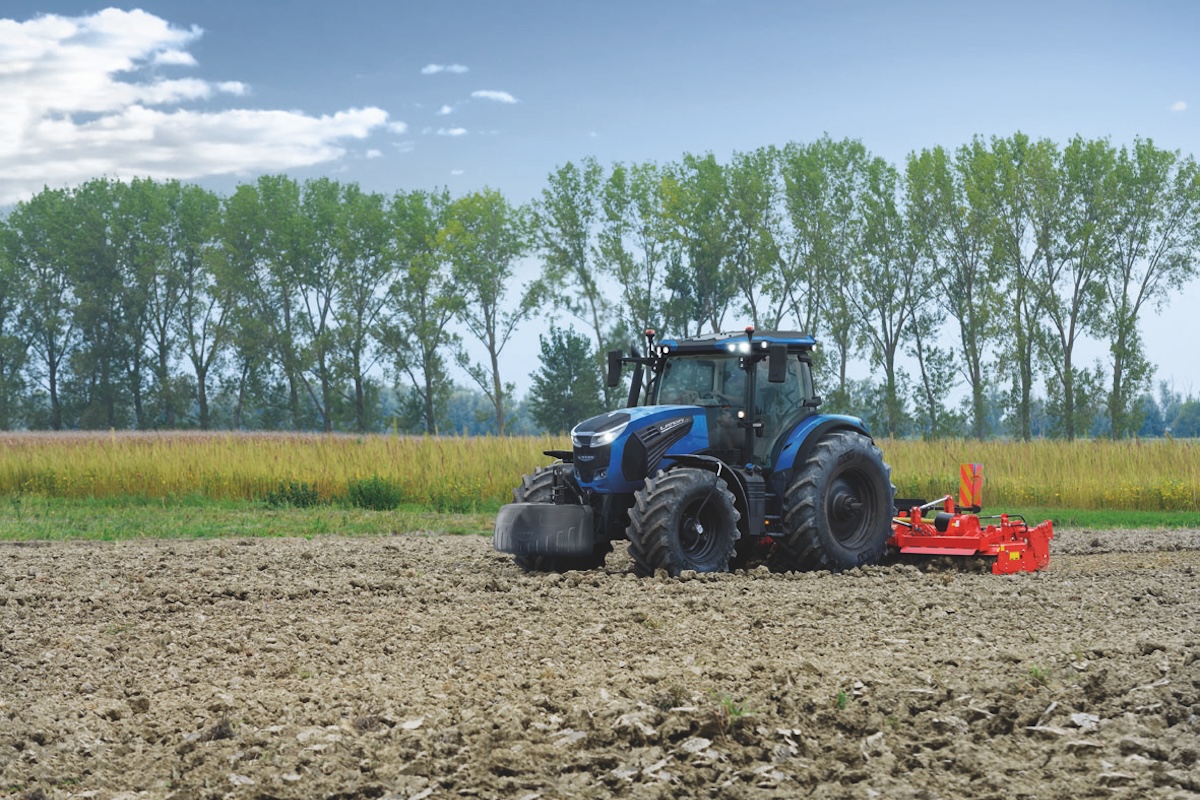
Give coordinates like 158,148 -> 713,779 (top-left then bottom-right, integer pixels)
441,188 -> 535,435
529,325 -> 605,433
535,158 -> 612,402
599,161 -> 680,345
379,189 -> 461,435
265,481 -> 322,508
424,474 -> 487,513
715,693 -> 749,721
0,136 -> 1198,439
1100,142 -> 1200,438
1171,400 -> 1200,437
347,475 -> 403,510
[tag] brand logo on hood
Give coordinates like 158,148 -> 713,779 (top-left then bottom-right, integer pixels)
658,417 -> 688,433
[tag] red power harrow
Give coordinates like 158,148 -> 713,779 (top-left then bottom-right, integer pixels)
888,464 -> 1054,575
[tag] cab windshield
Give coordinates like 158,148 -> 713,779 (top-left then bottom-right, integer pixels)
653,356 -> 743,407
651,351 -> 814,466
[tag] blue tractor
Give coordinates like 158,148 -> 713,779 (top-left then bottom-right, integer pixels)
494,327 -> 895,576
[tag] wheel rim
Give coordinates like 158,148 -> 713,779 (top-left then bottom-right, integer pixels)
678,497 -> 722,561
826,469 -> 878,547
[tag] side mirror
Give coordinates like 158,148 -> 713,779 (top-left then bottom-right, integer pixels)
606,350 -> 623,387
768,344 -> 788,383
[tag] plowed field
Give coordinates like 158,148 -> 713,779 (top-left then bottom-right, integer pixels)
3,529 -> 1198,799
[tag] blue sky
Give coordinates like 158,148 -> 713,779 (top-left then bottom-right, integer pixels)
2,1 -> 1199,401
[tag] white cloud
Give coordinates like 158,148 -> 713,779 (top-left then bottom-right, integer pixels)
153,49 -> 196,67
437,127 -> 467,136
366,149 -> 382,159
1171,100 -> 1188,112
471,90 -> 517,104
421,63 -> 468,75
450,169 -> 464,175
388,121 -> 409,134
436,105 -> 453,116
0,8 -> 392,203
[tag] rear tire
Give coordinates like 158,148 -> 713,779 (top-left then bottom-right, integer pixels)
627,468 -> 741,577
770,431 -> 893,573
510,467 -> 610,573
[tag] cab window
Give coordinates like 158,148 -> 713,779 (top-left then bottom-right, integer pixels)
752,355 -> 811,465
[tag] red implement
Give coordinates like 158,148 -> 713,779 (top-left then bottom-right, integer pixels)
889,470 -> 1053,575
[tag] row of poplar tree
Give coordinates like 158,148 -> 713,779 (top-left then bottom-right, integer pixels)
0,133 -> 1197,438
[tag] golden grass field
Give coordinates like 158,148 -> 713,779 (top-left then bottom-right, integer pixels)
0,431 -> 1196,511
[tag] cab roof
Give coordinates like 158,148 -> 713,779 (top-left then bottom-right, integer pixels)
657,330 -> 817,354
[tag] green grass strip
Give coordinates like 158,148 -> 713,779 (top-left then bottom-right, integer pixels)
1006,507 -> 1200,530
0,497 -> 494,541
0,497 -> 1195,543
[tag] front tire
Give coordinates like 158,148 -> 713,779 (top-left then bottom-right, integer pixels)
511,467 -> 610,573
770,431 -> 893,573
627,468 -> 741,577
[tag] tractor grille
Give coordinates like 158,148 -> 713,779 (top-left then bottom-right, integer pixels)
573,442 -> 611,483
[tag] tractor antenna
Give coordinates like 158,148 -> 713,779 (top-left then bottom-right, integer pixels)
645,329 -> 656,349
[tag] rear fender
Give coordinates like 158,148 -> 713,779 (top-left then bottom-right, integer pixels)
769,415 -> 871,497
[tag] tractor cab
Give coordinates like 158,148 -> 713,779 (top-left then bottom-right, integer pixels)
611,328 -> 821,470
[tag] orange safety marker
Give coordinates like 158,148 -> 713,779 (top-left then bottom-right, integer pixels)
959,463 -> 983,510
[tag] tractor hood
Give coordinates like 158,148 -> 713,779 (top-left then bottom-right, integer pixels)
571,405 -> 713,493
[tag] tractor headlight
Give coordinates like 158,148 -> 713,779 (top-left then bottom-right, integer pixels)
590,423 -> 627,447
571,421 -> 628,448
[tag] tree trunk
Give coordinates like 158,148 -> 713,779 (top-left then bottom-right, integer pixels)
196,364 -> 210,430
130,363 -> 145,429
961,316 -> 985,440
424,370 -> 438,435
1014,306 -> 1033,441
48,344 -> 62,431
287,373 -> 302,431
1062,354 -> 1076,441
158,349 -> 174,428
320,358 -> 333,433
883,348 -> 899,438
1018,354 -> 1033,441
491,348 -> 504,435
234,361 -> 250,429
353,350 -> 366,433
